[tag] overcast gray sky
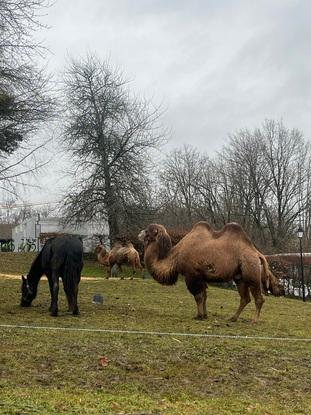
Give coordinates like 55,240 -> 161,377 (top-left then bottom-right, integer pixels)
20,0 -> 311,205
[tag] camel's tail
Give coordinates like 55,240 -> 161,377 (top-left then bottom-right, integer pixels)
259,255 -> 284,296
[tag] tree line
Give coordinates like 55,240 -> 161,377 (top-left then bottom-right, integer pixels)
1,1 -> 310,253
158,122 -> 311,252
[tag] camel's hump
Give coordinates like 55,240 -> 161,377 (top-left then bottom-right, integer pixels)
192,221 -> 252,243
192,221 -> 244,234
192,221 -> 214,231
222,222 -> 245,233
216,222 -> 253,245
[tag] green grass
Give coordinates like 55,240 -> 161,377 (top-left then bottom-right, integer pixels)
0,253 -> 311,414
0,252 -> 140,279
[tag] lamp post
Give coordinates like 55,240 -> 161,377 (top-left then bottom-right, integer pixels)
297,225 -> 306,302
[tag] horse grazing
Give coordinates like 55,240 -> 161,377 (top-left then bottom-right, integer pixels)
21,235 -> 83,317
95,240 -> 142,278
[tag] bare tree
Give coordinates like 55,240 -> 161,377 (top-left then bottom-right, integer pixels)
159,145 -> 204,227
158,120 -> 311,251
0,0 -> 55,194
219,120 -> 311,248
61,54 -> 165,243
258,120 -> 308,246
196,157 -> 235,226
220,129 -> 271,243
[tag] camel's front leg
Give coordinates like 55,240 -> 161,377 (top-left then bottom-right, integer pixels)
185,276 -> 207,320
229,279 -> 251,322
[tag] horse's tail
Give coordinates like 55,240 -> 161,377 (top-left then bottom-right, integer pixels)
62,253 -> 82,294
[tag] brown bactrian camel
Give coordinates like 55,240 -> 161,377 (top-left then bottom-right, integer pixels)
95,241 -> 142,279
138,222 -> 284,323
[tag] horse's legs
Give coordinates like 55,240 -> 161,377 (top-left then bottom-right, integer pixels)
72,284 -> 80,315
249,284 -> 265,324
185,276 -> 208,320
229,279 -> 251,322
46,271 -> 54,312
50,270 -> 59,317
65,285 -> 79,315
62,269 -> 81,316
64,284 -> 73,312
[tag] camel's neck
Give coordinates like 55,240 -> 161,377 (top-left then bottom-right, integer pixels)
144,244 -> 178,284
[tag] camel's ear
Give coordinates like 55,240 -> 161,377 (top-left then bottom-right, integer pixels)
157,231 -> 172,260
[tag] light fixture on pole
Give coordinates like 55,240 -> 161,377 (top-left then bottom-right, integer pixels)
297,225 -> 306,302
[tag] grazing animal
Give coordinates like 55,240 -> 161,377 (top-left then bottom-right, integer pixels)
95,240 -> 142,278
138,222 -> 284,323
21,235 -> 83,317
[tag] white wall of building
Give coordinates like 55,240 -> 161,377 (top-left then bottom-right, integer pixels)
12,216 -> 108,252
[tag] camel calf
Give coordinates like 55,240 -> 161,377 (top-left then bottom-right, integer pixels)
95,241 -> 142,279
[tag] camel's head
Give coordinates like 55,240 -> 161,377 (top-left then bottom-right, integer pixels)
95,245 -> 106,254
138,224 -> 172,259
264,268 -> 285,297
269,273 -> 285,297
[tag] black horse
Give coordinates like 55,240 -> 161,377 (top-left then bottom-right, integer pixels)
21,235 -> 83,316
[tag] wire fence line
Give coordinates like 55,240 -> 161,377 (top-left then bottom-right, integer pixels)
1,323 -> 311,343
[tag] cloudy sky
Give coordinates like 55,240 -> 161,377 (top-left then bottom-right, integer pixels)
19,0 -> 311,204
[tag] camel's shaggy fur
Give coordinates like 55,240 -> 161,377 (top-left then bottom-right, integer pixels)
95,241 -> 142,278
138,221 -> 284,323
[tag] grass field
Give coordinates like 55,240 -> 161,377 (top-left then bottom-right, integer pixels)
1,253 -> 311,414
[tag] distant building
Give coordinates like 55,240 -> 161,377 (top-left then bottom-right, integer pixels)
0,224 -> 14,241
12,216 -> 108,252
0,224 -> 14,251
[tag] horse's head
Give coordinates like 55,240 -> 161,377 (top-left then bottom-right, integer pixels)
20,275 -> 36,307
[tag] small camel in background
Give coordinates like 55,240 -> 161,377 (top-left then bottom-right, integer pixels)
95,240 -> 142,279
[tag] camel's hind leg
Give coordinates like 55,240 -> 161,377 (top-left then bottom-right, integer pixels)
249,284 -> 265,324
185,276 -> 207,320
229,279 -> 251,322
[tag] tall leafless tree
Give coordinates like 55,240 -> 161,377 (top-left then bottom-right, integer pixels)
159,145 -> 204,227
259,120 -> 305,246
158,120 -> 311,250
0,0 -> 55,196
61,54 -> 165,243
216,120 -> 311,248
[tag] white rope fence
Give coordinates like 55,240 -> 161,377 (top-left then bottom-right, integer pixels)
1,323 -> 311,342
